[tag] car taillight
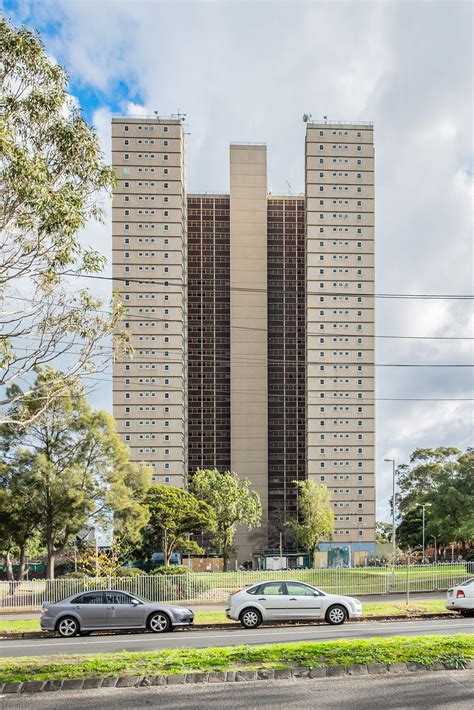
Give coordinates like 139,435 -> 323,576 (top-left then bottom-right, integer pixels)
456,590 -> 465,598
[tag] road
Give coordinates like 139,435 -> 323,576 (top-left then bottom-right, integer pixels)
0,591 -> 447,622
0,618 -> 472,658
1,671 -> 473,709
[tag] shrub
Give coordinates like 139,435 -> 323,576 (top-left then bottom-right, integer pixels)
58,571 -> 90,579
151,565 -> 189,576
115,567 -> 146,577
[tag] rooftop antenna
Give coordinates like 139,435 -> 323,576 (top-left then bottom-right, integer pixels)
286,179 -> 292,193
323,115 -> 328,123
302,113 -> 312,123
172,108 -> 187,121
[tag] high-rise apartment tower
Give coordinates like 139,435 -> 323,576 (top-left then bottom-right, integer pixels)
112,118 -> 188,488
112,118 -> 375,562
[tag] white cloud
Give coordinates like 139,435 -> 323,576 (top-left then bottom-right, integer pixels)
124,101 -> 151,117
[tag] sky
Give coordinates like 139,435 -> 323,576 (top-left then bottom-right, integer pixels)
3,0 -> 473,523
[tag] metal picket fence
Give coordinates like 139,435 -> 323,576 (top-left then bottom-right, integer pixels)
0,563 -> 470,611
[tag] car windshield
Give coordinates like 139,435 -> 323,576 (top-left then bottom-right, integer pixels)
460,578 -> 474,587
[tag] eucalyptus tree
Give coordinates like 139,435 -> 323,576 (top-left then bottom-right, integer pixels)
0,370 -> 151,578
0,18 -> 126,427
287,480 -> 334,568
190,469 -> 262,571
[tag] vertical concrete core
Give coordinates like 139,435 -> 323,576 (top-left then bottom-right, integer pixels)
229,144 -> 268,560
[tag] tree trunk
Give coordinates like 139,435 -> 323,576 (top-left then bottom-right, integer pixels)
18,545 -> 27,581
222,529 -> 232,571
5,551 -> 14,581
46,542 -> 55,580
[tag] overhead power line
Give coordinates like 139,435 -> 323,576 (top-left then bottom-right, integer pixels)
10,345 -> 474,368
5,299 -> 474,341
81,374 -> 474,403
52,271 -> 474,300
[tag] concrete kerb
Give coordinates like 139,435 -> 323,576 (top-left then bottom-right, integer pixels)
1,662 -> 471,696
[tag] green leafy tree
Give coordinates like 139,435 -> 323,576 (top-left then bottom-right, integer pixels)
0,18 -> 127,427
0,369 -> 151,578
287,480 -> 334,567
396,447 -> 474,549
141,485 -> 216,566
0,460 -> 41,580
190,469 -> 262,571
376,521 -> 393,544
396,509 -> 424,550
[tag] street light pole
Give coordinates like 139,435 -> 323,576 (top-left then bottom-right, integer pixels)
384,458 -> 396,560
422,505 -> 426,561
418,503 -> 431,562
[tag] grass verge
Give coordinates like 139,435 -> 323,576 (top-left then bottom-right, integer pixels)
0,599 -> 450,635
0,635 -> 472,683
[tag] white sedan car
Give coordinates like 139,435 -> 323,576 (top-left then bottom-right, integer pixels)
226,580 -> 362,628
446,578 -> 474,616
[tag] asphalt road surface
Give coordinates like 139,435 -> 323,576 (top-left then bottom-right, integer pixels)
1,671 -> 473,709
0,618 -> 472,658
0,591 -> 447,621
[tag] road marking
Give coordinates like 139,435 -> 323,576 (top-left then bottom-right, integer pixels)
1,621 -> 471,651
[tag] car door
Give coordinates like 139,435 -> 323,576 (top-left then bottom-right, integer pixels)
254,582 -> 287,620
284,582 -> 323,619
105,591 -> 145,628
71,592 -> 107,629
468,579 -> 474,607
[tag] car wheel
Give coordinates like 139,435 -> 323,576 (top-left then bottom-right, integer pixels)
57,616 -> 80,638
325,604 -> 347,625
239,608 -> 262,629
148,612 -> 171,633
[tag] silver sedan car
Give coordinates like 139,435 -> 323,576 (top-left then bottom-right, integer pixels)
40,590 -> 194,637
226,580 -> 362,627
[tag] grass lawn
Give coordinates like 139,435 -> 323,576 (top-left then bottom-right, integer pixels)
0,635 -> 472,683
0,599 -> 450,635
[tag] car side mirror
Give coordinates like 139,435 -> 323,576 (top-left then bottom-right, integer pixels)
131,599 -> 140,605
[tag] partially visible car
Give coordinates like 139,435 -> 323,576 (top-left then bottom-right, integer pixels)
40,590 -> 194,637
226,580 -> 362,628
446,578 -> 474,617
